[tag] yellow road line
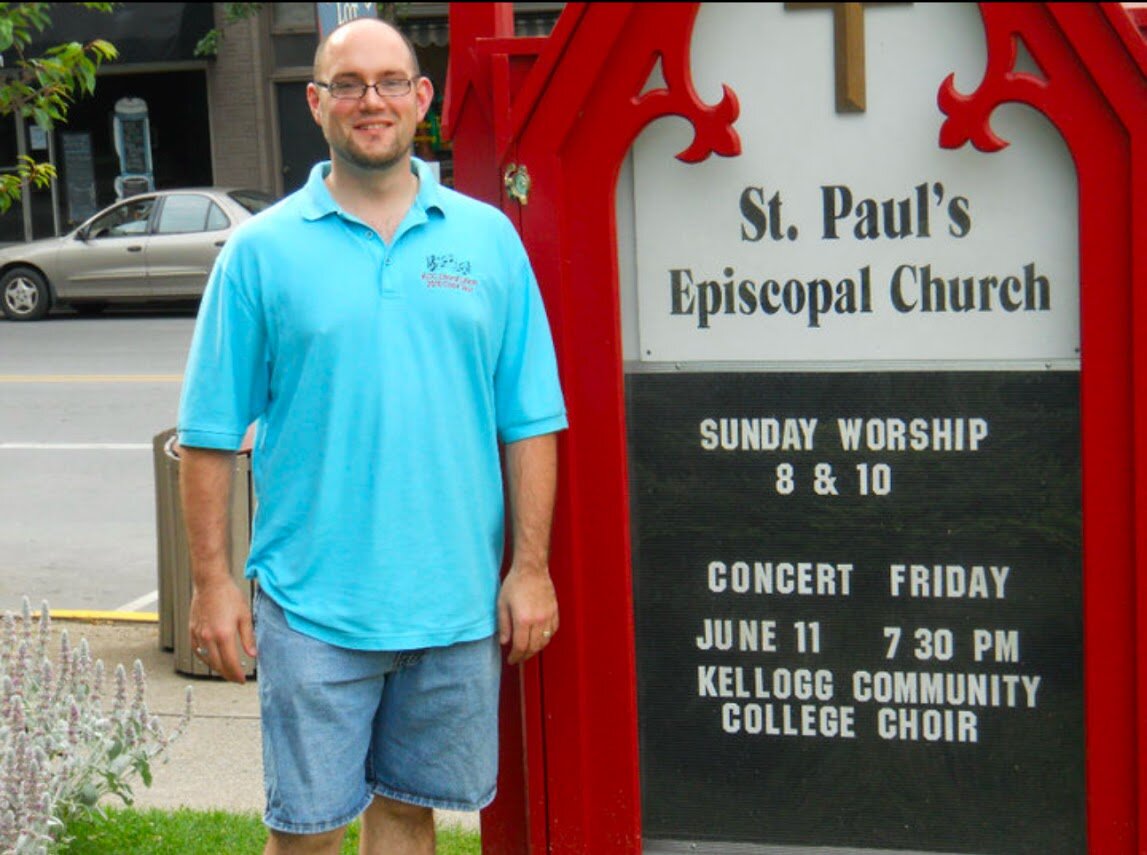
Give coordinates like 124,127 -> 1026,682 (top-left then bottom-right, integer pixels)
37,610 -> 159,623
0,374 -> 182,383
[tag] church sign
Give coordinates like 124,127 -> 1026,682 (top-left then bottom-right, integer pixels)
444,3 -> 1147,853
626,6 -> 1080,851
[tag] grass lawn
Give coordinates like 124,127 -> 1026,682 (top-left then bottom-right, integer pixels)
62,808 -> 481,854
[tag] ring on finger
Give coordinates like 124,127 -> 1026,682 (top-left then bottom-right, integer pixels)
195,646 -> 209,658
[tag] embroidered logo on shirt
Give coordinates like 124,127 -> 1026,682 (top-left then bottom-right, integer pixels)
423,254 -> 478,293
425,254 -> 471,275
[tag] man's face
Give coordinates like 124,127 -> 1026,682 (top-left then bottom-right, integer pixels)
307,21 -> 433,172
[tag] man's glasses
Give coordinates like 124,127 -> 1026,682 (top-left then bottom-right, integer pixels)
314,79 -> 417,100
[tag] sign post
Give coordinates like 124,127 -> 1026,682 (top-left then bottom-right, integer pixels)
444,4 -> 1147,852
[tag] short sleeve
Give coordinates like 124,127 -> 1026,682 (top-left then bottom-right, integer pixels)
177,245 -> 270,450
493,224 -> 568,443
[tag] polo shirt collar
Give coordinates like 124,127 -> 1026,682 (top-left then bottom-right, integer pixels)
299,158 -> 447,222
411,157 -> 446,215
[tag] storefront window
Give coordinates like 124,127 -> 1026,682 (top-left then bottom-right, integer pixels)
272,4 -> 316,34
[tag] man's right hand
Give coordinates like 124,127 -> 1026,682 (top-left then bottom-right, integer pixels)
189,577 -> 257,684
179,445 -> 254,683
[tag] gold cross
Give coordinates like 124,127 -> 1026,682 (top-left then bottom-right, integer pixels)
785,3 -> 902,113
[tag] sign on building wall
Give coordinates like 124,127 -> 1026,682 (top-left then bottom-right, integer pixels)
60,132 -> 97,225
622,4 -> 1082,851
315,2 -> 377,40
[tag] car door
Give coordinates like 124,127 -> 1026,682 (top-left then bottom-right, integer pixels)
146,193 -> 232,297
52,197 -> 156,299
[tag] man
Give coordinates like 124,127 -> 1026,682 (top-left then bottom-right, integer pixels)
177,17 -> 566,855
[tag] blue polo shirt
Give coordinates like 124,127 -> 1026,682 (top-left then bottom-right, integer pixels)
177,160 -> 567,650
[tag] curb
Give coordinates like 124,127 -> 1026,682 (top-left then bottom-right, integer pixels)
38,610 -> 159,624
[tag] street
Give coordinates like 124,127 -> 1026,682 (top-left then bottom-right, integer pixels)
1,308 -> 197,614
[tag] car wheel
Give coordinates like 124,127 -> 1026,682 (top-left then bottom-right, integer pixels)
1,267 -> 51,321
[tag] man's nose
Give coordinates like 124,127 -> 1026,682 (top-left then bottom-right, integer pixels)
359,84 -> 390,107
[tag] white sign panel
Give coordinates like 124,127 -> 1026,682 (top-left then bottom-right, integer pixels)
631,3 -> 1078,365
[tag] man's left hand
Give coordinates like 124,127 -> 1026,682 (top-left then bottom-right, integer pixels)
497,564 -> 559,665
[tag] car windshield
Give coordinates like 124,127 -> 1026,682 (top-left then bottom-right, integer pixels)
229,190 -> 275,215
85,198 -> 156,238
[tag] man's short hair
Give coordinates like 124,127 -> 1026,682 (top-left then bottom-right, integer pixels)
313,17 -> 422,79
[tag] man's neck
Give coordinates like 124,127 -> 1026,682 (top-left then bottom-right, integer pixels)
325,154 -> 420,244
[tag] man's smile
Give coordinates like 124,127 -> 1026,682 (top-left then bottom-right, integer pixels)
353,120 -> 392,131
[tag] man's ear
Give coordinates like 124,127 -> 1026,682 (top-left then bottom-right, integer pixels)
306,83 -> 323,125
415,76 -> 434,123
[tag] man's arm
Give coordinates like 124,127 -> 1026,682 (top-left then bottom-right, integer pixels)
497,432 -> 560,665
179,445 -> 256,683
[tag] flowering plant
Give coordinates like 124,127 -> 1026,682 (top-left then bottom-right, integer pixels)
0,599 -> 190,854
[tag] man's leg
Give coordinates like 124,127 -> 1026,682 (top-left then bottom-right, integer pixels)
367,636 -> 500,827
265,827 -> 347,855
256,595 -> 385,849
359,795 -> 435,855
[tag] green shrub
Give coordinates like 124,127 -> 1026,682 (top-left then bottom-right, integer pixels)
0,600 -> 190,853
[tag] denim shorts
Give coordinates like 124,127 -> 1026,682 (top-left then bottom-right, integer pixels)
254,592 -> 501,835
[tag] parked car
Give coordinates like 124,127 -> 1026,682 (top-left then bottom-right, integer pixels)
0,188 -> 276,321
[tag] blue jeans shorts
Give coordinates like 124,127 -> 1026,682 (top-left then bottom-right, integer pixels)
254,592 -> 501,835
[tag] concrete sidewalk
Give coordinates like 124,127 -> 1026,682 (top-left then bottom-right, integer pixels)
51,618 -> 479,833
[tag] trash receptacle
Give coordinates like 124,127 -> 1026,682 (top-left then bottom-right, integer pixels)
153,428 -> 256,678
153,428 -> 179,651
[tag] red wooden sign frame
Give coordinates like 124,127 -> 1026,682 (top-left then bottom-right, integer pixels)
444,4 -> 1147,852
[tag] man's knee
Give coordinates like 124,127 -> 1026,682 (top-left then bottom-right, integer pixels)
265,825 -> 346,855
360,796 -> 436,853
364,794 -> 433,825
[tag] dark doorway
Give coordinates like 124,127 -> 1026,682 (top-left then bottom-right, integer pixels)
63,70 -> 212,203
276,82 -> 328,195
0,69 -> 212,243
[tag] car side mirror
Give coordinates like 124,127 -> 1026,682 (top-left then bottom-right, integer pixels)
76,227 -> 90,241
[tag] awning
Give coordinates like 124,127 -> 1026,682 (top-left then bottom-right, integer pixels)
405,18 -> 450,48
403,11 -> 560,48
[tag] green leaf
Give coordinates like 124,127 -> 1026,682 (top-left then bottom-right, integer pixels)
0,18 -> 15,53
90,38 -> 117,60
77,61 -> 95,93
193,29 -> 221,58
27,162 -> 56,188
23,6 -> 50,34
0,2 -> 117,192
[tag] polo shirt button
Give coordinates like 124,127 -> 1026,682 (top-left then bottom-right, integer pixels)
385,258 -> 393,266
